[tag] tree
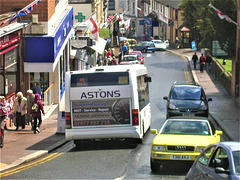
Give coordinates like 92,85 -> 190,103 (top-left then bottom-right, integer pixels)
179,0 -> 237,57
210,0 -> 237,57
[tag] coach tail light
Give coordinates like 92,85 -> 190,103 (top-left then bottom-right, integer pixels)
132,109 -> 139,125
65,112 -> 71,129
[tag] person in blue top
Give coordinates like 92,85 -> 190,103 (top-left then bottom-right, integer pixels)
34,82 -> 42,99
121,43 -> 128,56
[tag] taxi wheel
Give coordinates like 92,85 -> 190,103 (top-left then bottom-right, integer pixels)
152,51 -> 155,53
150,158 -> 160,172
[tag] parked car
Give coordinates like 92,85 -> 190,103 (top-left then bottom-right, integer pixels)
125,39 -> 137,49
128,51 -> 145,64
150,117 -> 223,172
133,41 -> 156,53
186,141 -> 240,180
163,81 -> 212,118
119,54 -> 140,65
151,40 -> 167,51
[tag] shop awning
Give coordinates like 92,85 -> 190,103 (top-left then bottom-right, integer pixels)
90,37 -> 107,54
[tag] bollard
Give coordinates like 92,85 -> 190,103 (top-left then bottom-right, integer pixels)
223,58 -> 226,65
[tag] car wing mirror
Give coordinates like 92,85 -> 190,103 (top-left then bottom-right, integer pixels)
215,130 -> 223,136
150,129 -> 158,134
215,167 -> 230,174
163,96 -> 168,100
145,76 -> 152,82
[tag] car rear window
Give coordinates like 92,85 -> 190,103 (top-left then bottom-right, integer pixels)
123,56 -> 137,61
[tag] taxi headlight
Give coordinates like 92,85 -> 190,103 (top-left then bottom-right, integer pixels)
196,146 -> 206,152
169,103 -> 178,110
152,145 -> 166,151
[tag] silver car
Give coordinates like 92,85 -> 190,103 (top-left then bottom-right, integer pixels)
186,141 -> 240,180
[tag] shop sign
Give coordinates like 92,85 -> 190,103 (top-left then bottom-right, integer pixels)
0,31 -> 20,51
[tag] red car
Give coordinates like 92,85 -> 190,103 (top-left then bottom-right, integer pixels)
128,51 -> 145,64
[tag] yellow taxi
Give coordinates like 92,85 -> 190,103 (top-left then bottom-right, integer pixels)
125,39 -> 137,49
150,117 -> 223,172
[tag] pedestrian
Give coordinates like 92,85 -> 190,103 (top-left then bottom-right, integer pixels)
206,53 -> 213,72
111,56 -> 118,65
31,94 -> 45,134
34,82 -> 42,99
97,55 -> 102,66
199,54 -> 206,73
122,43 -> 128,56
192,52 -> 198,70
26,89 -> 35,129
0,96 -> 10,148
107,48 -> 112,58
13,92 -> 27,131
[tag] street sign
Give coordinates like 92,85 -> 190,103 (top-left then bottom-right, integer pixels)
120,28 -> 125,33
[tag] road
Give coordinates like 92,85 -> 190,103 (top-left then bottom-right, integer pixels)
1,51 -> 205,179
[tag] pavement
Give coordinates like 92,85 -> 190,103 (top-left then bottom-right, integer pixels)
0,48 -> 239,173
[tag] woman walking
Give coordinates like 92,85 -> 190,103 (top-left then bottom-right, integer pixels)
31,94 -> 45,134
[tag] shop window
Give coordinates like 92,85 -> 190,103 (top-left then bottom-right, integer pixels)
5,48 -> 17,67
0,55 -> 3,69
30,72 -> 49,96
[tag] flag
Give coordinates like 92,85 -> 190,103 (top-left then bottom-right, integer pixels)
107,15 -> 115,23
209,4 -> 237,25
152,10 -> 157,18
117,13 -> 123,22
137,7 -> 142,11
9,0 -> 41,24
125,19 -> 130,30
86,14 -> 99,41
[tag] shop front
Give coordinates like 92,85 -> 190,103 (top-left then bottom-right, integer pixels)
0,28 -> 23,105
24,7 -> 73,105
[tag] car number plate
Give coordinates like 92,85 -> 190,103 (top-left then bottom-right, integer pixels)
170,155 -> 191,160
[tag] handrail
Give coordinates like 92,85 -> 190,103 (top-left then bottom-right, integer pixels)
43,83 -> 55,113
44,83 -> 54,94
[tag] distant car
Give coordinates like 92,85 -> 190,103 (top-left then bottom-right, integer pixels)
163,81 -> 212,118
151,40 -> 167,51
133,41 -> 156,53
150,117 -> 223,172
119,54 -> 140,65
186,141 -> 240,180
126,39 -> 137,49
128,51 -> 145,64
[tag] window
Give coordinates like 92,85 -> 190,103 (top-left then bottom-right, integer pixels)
138,75 -> 150,110
209,148 -> 229,170
198,146 -> 216,166
109,0 -> 115,10
71,72 -> 129,87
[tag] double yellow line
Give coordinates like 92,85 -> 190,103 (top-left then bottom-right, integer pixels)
182,56 -> 191,83
0,152 -> 63,177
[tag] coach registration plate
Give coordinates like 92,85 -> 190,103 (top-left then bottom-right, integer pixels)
170,155 -> 191,160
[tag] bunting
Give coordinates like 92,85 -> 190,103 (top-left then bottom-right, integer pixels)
0,0 -> 41,27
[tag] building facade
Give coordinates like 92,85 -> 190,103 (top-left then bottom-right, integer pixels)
1,0 -> 73,110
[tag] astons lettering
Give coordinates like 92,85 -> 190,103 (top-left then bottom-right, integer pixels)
80,90 -> 120,99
